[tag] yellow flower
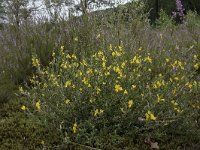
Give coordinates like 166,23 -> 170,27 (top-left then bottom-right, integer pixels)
115,84 -> 123,92
145,111 -> 156,121
36,100 -> 41,110
94,109 -> 104,117
174,107 -> 183,113
153,79 -> 165,89
32,56 -> 40,67
64,80 -> 72,88
82,77 -> 88,85
97,33 -> 101,39
82,77 -> 91,88
60,46 -> 64,51
157,94 -> 165,103
102,56 -> 106,61
104,71 -> 110,76
118,45 -> 123,51
81,60 -> 87,66
130,56 -> 140,64
97,51 -> 103,57
172,60 -> 184,70
52,52 -> 55,57
86,68 -> 93,75
109,44 -> 113,51
144,56 -> 152,63
121,61 -> 127,68
165,58 -> 170,62
112,51 -> 122,57
128,100 -> 133,108
21,105 -> 26,111
102,62 -> 106,69
71,54 -> 77,59
74,37 -> 78,41
88,84 -> 92,88
141,93 -> 144,97
19,86 -> 24,93
193,54 -> 197,59
99,109 -> 104,113
185,82 -> 193,89
65,99 -> 70,104
66,54 -> 71,59
145,113 -> 149,120
174,77 -> 179,81
171,100 -> 178,106
113,66 -> 121,73
131,84 -> 137,89
75,70 -> 83,77
73,123 -> 77,133
194,63 -> 199,70
124,90 -> 128,95
61,63 -> 67,69
94,109 -> 99,117
150,113 -> 156,121
95,86 -> 101,94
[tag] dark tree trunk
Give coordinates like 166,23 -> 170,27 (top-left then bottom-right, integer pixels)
155,0 -> 159,19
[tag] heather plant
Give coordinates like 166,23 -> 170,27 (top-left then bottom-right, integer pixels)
172,0 -> 185,23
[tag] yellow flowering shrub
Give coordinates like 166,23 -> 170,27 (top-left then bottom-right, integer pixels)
21,44 -> 200,148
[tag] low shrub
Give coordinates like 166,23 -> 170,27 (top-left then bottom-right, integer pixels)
19,44 -> 200,149
0,98 -> 62,150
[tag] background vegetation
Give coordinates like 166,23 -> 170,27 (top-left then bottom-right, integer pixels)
0,0 -> 200,149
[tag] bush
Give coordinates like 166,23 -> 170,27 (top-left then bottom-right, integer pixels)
20,43 -> 200,149
156,9 -> 174,29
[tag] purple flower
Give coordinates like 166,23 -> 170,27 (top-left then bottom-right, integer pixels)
172,0 -> 185,21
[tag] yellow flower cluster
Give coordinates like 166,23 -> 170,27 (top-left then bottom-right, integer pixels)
94,109 -> 104,117
115,84 -> 123,92
157,94 -> 165,103
111,45 -> 125,57
21,105 -> 26,111
73,123 -> 78,133
152,80 -> 165,89
64,80 -> 75,88
130,55 -> 141,64
36,100 -> 41,111
127,100 -> 133,108
171,60 -> 184,70
32,55 -> 40,67
171,100 -> 183,113
145,111 -> 156,121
